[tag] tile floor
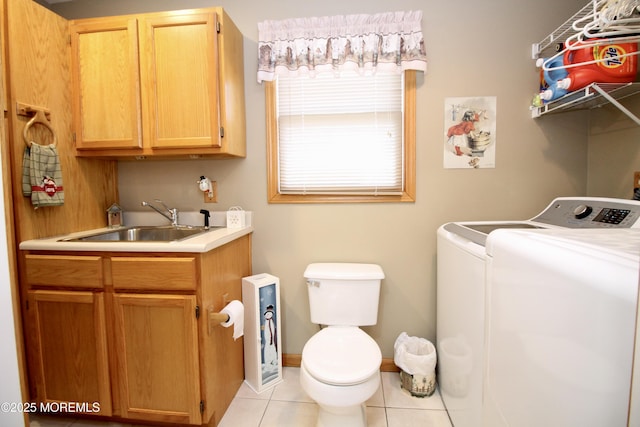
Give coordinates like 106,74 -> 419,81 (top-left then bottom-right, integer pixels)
30,367 -> 453,427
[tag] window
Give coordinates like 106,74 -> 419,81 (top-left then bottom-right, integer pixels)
266,70 -> 416,203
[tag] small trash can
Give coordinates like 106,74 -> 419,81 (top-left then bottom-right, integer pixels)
393,332 -> 437,397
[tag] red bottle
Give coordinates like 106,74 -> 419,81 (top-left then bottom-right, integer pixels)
558,39 -> 638,91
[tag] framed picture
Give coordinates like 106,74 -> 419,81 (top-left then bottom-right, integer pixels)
242,273 -> 283,393
443,96 -> 497,169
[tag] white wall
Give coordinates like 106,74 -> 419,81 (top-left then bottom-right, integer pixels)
50,0 -> 591,357
0,148 -> 25,426
587,96 -> 640,198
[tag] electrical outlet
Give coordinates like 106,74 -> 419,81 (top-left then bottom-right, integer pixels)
635,172 -> 640,192
203,181 -> 217,203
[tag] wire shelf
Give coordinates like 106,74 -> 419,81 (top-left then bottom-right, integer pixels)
531,1 -> 640,124
532,83 -> 640,123
533,1 -> 598,59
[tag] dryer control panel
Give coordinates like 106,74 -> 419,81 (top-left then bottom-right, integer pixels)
532,197 -> 640,228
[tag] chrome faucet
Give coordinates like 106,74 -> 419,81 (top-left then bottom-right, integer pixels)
141,199 -> 179,226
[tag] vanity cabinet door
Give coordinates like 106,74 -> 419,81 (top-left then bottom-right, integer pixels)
113,293 -> 201,425
70,18 -> 142,150
27,290 -> 112,415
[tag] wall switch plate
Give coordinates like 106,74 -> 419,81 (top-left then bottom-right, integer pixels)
203,181 -> 217,203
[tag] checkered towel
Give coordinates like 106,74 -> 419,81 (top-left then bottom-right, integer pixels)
22,142 -> 64,209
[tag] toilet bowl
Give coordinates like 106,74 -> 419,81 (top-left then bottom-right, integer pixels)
301,327 -> 382,427
301,263 -> 385,427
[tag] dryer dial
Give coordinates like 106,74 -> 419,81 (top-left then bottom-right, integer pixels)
573,204 -> 593,219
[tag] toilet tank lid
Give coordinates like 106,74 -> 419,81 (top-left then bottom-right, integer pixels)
304,263 -> 385,280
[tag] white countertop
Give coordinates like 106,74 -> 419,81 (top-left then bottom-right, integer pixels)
19,211 -> 254,253
19,226 -> 253,253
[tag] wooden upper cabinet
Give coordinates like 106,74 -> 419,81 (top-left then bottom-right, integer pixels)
141,13 -> 220,149
70,8 -> 246,158
70,18 -> 142,150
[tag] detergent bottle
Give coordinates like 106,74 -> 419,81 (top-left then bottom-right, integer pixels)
537,56 -> 569,101
557,39 -> 638,92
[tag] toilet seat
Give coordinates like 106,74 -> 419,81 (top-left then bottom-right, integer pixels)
302,327 -> 381,386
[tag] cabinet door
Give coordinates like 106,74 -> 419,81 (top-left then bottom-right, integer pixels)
140,12 -> 221,149
27,290 -> 112,415
113,294 -> 201,424
70,18 -> 142,150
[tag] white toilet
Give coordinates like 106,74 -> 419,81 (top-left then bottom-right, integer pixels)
300,263 -> 385,427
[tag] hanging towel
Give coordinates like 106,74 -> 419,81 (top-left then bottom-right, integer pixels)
22,142 -> 64,208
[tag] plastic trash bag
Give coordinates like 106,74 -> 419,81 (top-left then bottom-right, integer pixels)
394,332 -> 437,397
393,332 -> 437,376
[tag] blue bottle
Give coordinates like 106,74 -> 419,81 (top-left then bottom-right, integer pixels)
537,56 -> 569,102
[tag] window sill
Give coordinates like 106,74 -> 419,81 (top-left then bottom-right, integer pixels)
267,192 -> 415,204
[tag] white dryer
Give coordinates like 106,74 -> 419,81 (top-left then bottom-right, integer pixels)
437,197 -> 640,427
485,228 -> 640,427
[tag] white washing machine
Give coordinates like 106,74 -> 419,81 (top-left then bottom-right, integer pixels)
437,197 -> 640,427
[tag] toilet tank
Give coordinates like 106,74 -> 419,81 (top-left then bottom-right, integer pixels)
304,263 -> 385,326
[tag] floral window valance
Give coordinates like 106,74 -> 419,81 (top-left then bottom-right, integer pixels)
257,10 -> 427,82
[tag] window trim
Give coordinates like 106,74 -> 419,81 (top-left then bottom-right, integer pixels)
266,71 -> 416,204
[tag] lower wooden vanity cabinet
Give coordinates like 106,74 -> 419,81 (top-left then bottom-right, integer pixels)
27,290 -> 113,416
21,234 -> 251,426
113,293 -> 201,424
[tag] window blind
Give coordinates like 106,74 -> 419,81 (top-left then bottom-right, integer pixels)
276,72 -> 404,195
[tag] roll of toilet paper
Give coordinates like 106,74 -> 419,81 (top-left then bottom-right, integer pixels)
220,300 -> 244,340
